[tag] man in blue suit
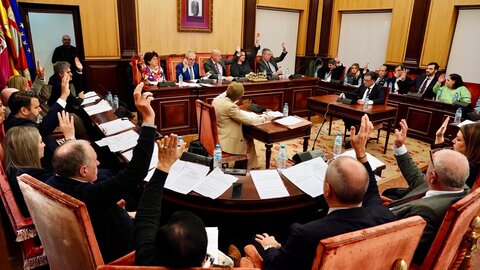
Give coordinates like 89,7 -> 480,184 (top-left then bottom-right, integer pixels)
175,52 -> 200,81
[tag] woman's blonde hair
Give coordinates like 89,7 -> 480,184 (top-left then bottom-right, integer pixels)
4,126 -> 42,171
7,75 -> 26,91
226,82 -> 244,101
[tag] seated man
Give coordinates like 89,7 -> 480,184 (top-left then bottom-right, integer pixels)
256,43 -> 287,77
134,135 -> 209,268
389,119 -> 470,264
203,48 -> 239,80
375,65 -> 389,86
388,65 -> 412,94
46,82 -> 157,263
401,62 -> 439,99
254,115 -> 396,270
48,60 -> 84,108
316,58 -> 344,82
175,52 -> 200,81
212,82 -> 273,169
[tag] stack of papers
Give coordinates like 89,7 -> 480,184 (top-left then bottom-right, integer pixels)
339,150 -> 385,176
250,170 -> 289,199
95,130 -> 139,152
275,116 -> 302,127
265,111 -> 284,118
193,168 -> 238,199
83,91 -> 99,98
282,157 -> 327,198
83,100 -> 112,115
81,92 -> 99,106
98,118 -> 135,136
164,160 -> 210,194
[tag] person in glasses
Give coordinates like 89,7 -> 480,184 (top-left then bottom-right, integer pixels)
175,52 -> 201,81
388,119 -> 470,265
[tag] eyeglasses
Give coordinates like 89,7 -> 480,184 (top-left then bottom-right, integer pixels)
187,58 -> 195,61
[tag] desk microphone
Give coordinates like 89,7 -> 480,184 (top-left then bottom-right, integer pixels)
312,102 -> 332,150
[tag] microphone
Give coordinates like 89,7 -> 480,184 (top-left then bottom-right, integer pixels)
311,102 -> 332,150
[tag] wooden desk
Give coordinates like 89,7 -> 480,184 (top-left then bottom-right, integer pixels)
308,95 -> 398,154
243,117 -> 312,169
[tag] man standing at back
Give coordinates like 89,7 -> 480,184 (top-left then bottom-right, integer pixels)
254,115 -> 396,270
256,43 -> 287,77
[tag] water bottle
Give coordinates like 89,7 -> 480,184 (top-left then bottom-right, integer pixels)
358,77 -> 363,86
383,81 -> 388,87
453,92 -> 459,103
177,136 -> 184,149
454,107 -> 462,124
106,91 -> 113,106
217,70 -> 223,85
363,95 -> 369,111
277,144 -> 287,170
389,82 -> 393,93
475,98 -> 480,113
178,74 -> 184,87
285,68 -> 290,79
263,70 -> 267,77
333,132 -> 343,158
213,144 -> 222,169
112,95 -> 119,110
436,86 -> 443,101
283,102 -> 289,117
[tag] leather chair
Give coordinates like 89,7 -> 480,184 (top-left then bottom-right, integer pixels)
241,216 -> 426,270
411,188 -> 480,270
0,164 -> 48,269
18,174 -> 104,270
196,53 -> 211,76
131,56 -> 142,84
165,54 -> 184,81
253,55 -> 261,73
96,251 -> 260,270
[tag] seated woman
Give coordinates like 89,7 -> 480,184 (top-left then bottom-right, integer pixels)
433,73 -> 471,104
212,82 -> 273,169
141,51 -> 165,85
343,63 -> 366,87
231,33 -> 261,78
3,112 -> 74,217
435,118 -> 480,188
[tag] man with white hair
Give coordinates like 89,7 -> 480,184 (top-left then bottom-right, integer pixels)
175,52 -> 200,81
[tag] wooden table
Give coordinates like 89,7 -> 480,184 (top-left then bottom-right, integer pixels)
243,116 -> 312,169
308,94 -> 398,154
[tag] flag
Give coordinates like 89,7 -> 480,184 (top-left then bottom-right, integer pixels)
0,0 -> 31,81
0,27 -> 13,88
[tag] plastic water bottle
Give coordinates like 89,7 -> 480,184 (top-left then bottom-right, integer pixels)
213,144 -> 222,169
112,95 -> 119,110
389,82 -> 393,93
283,102 -> 289,117
106,91 -> 113,106
436,87 -> 443,101
285,68 -> 290,79
363,95 -> 369,111
454,108 -> 462,124
263,70 -> 267,77
177,136 -> 184,149
178,74 -> 184,87
453,92 -> 459,103
333,132 -> 343,158
277,144 -> 287,169
217,70 -> 223,85
383,81 -> 388,87
475,98 -> 480,113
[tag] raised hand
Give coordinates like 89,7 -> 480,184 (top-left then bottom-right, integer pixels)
60,73 -> 70,100
36,61 -> 45,79
133,82 -> 154,125
435,116 -> 450,144
394,119 -> 408,148
255,32 -> 261,47
350,114 -> 373,160
438,73 -> 446,84
78,91 -> 85,99
74,57 -> 83,72
235,45 -> 241,53
156,134 -> 183,172
281,42 -> 287,52
57,111 -> 75,140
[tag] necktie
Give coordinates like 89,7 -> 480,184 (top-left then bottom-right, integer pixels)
264,60 -> 272,73
365,87 -> 371,99
419,78 -> 430,94
189,67 -> 194,79
214,62 -> 220,74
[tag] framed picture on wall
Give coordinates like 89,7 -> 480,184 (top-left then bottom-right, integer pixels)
177,0 -> 212,32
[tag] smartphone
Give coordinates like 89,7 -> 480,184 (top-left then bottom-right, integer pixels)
231,183 -> 243,199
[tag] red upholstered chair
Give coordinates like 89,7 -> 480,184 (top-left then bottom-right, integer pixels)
0,164 -> 48,269
131,56 -> 142,84
196,53 -> 211,76
411,188 -> 480,270
224,54 -> 234,76
165,54 -> 184,81
471,172 -> 480,191
464,82 -> 480,107
241,216 -> 426,270
253,55 -> 262,73
18,174 -> 104,270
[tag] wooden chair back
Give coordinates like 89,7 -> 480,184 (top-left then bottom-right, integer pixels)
312,216 -> 426,270
18,174 -> 104,270
253,55 -> 261,73
224,54 -> 233,76
196,53 -> 211,76
131,56 -> 142,84
165,54 -> 184,81
381,85 -> 390,105
195,99 -> 219,156
417,188 -> 480,270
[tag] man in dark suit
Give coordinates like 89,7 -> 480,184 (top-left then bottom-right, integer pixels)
388,119 -> 470,264
256,43 -> 287,76
401,62 -> 439,99
46,82 -> 157,263
316,58 -> 344,82
175,52 -> 200,81
254,115 -> 397,270
203,48 -> 239,80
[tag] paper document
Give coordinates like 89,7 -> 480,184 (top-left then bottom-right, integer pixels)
81,97 -> 98,106
98,118 -> 135,136
193,168 -> 238,199
95,130 -> 139,152
206,227 -> 219,264
339,150 -> 385,176
282,157 -> 327,198
83,100 -> 112,115
240,110 -> 262,120
275,116 -> 302,126
265,111 -> 284,118
457,120 -> 475,127
165,160 -> 210,194
83,91 -> 99,98
250,170 -> 289,199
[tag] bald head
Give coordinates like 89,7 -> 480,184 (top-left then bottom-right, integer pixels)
211,49 -> 221,62
432,149 -> 469,189
325,156 -> 369,205
52,140 -> 93,178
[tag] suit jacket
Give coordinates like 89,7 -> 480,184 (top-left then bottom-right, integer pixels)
46,126 -> 156,263
261,162 -> 397,270
406,74 -> 438,99
391,76 -> 413,94
212,97 -> 265,154
47,74 -> 84,108
390,152 -> 470,264
351,83 -> 385,104
256,51 -> 287,76
203,55 -> 238,79
175,62 -> 200,81
316,65 -> 344,81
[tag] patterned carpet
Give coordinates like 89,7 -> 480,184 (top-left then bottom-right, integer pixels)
253,117 -> 432,189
